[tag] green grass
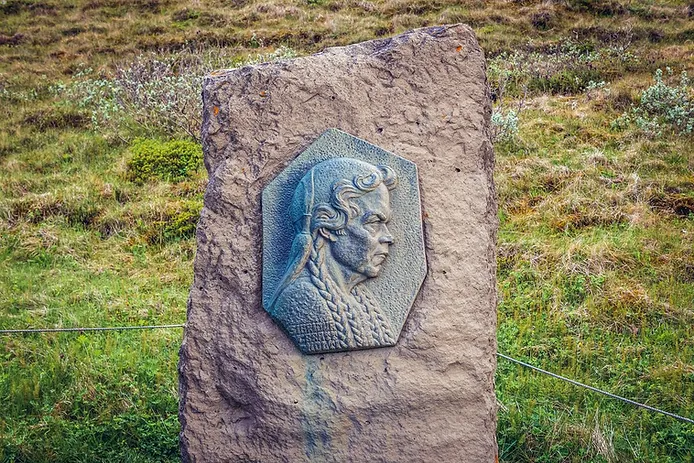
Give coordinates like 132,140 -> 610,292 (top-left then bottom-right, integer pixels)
495,87 -> 693,461
1,0 -> 693,461
0,111 -> 198,462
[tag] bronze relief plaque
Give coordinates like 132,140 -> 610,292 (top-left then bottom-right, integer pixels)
262,129 -> 426,354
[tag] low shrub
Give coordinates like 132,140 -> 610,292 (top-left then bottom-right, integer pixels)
161,201 -> 202,242
126,139 -> 202,183
52,47 -> 296,141
612,68 -> 694,137
492,109 -> 520,142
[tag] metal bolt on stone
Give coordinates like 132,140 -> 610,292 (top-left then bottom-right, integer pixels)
179,24 -> 498,462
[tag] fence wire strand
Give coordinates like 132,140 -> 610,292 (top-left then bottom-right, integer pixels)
0,324 -> 691,425
0,324 -> 185,334
497,352 -> 694,425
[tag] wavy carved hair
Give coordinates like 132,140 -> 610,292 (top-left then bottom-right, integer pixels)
312,165 -> 397,236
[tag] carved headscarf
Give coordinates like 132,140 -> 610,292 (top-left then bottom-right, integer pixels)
268,158 -> 397,311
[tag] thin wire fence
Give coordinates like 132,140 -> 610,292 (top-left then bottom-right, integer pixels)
497,352 -> 694,425
1,323 -> 692,425
0,324 -> 185,334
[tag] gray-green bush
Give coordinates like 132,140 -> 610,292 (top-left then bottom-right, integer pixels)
52,47 -> 296,141
613,68 -> 694,137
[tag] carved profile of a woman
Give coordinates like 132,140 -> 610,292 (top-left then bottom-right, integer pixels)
268,158 -> 397,354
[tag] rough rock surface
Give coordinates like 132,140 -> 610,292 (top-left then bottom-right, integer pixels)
179,24 -> 498,463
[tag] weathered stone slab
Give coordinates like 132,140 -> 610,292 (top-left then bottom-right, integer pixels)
180,24 -> 497,463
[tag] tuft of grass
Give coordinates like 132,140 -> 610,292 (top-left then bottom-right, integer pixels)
22,107 -> 89,131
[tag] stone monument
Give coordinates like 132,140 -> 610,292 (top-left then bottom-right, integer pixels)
180,24 -> 498,462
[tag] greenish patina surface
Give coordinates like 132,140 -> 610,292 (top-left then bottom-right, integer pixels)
262,129 -> 426,354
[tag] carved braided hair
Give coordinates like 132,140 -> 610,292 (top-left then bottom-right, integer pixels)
352,286 -> 395,345
306,239 -> 351,350
307,238 -> 372,348
308,236 -> 398,348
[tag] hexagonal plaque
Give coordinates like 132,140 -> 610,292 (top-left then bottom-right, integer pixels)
262,129 -> 426,354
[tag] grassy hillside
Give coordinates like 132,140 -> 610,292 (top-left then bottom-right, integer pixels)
1,0 -> 692,461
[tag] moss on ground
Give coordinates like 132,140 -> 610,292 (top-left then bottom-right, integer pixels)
126,139 -> 203,183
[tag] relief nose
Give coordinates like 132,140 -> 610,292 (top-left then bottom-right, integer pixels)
380,225 -> 394,244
